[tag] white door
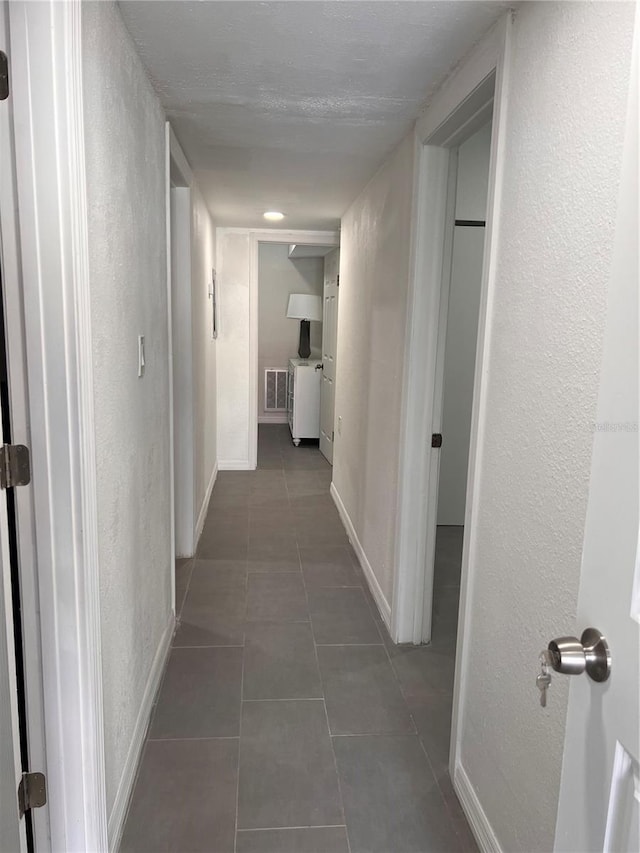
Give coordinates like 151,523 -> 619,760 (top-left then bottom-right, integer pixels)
0,370 -> 27,852
319,248 -> 339,463
0,5 -> 27,839
554,17 -> 638,851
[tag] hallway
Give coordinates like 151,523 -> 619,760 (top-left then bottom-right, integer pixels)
120,425 -> 476,852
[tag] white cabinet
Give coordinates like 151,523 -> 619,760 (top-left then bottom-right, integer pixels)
287,358 -> 322,445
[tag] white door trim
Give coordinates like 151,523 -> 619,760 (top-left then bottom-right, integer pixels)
9,2 -> 107,849
392,14 -> 509,644
391,10 -> 512,844
450,14 -> 512,804
319,247 -> 340,464
165,126 -> 177,599
247,228 -> 339,469
392,139 -> 453,646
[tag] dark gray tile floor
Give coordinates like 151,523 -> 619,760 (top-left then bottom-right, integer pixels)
120,424 -> 477,853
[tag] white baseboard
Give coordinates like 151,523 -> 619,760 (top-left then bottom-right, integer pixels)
258,414 -> 288,424
330,482 -> 392,629
454,763 -> 502,853
108,612 -> 175,851
194,461 -> 218,550
218,459 -> 253,471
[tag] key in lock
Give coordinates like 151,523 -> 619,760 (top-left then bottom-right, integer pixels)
536,650 -> 552,707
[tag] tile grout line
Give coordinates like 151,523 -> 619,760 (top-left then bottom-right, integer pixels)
147,735 -> 240,742
246,618 -> 310,624
176,556 -> 196,623
199,437 -> 396,850
173,644 -> 245,649
148,552 -> 197,733
296,522 -> 353,853
242,697 -> 324,703
319,671 -> 352,853
330,731 -> 419,739
291,447 -> 426,853
233,541 -> 249,853
237,824 -> 348,833
375,587 -> 466,846
233,661 -> 243,853
256,453 -> 456,842
413,717 -> 467,847
377,621 -> 418,738
344,509 -> 467,845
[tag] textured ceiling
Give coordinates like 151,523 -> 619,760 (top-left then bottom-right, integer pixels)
118,1 -> 508,230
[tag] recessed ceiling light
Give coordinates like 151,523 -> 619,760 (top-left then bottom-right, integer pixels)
263,211 -> 284,221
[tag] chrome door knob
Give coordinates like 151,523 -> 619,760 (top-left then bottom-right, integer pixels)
547,628 -> 611,682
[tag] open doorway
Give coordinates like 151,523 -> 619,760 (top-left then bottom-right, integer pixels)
430,121 -> 492,649
392,56 -> 500,648
248,231 -> 338,468
251,235 -> 339,467
257,242 -> 324,453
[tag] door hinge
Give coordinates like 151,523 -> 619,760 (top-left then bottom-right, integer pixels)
18,772 -> 46,818
331,431 -> 335,442
431,433 -> 443,448
0,51 -> 8,100
0,444 -> 31,489
336,274 -> 340,287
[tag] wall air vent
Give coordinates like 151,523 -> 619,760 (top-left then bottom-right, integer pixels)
264,369 -> 288,411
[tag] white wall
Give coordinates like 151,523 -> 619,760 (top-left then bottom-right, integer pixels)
171,181 -> 217,555
458,4 -> 635,851
324,247 -> 340,290
82,0 -> 172,819
333,3 -> 635,848
437,122 -> 491,525
258,243 -> 323,420
191,186 -> 218,530
333,132 -> 416,608
216,229 -> 252,466
169,161 -> 219,558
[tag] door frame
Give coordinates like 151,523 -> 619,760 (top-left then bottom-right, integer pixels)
393,14 -> 510,645
319,247 -> 340,464
392,10 -> 512,836
167,125 -> 197,561
248,229 -> 339,469
8,2 -> 108,849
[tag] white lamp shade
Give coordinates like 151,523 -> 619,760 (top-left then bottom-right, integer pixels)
286,293 -> 322,322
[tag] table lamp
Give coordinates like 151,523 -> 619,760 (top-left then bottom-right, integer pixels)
286,293 -> 322,359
